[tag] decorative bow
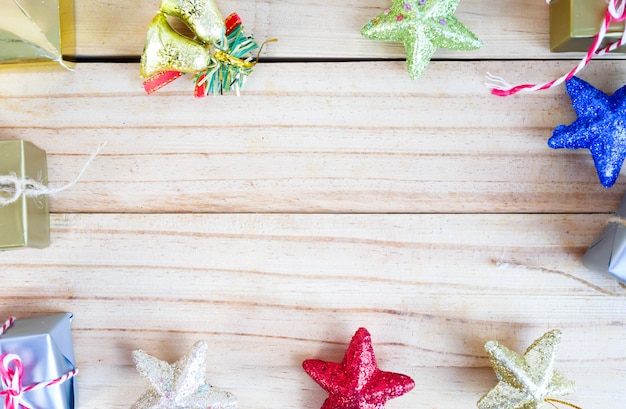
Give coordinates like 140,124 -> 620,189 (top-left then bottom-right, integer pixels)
140,0 -> 271,96
0,318 -> 77,409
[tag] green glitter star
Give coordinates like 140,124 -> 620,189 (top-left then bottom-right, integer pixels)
361,0 -> 482,79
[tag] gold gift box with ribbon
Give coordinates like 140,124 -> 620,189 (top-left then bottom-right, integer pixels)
550,0 -> 626,52
0,140 -> 50,250
0,0 -> 75,68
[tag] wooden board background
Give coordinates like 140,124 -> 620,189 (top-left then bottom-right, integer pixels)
1,1 -> 626,408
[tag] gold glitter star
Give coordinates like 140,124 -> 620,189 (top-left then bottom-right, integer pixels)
478,329 -> 577,409
132,341 -> 237,409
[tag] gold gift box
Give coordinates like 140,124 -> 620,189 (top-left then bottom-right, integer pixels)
550,0 -> 626,52
0,140 -> 50,250
0,0 -> 75,68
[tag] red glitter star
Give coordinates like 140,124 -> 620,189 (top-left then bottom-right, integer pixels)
302,328 -> 415,409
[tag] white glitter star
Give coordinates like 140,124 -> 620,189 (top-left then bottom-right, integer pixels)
132,341 -> 237,409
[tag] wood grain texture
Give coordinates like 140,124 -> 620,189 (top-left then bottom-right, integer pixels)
1,61 -> 626,213
1,213 -> 625,409
73,0 -> 626,60
2,1 -> 626,408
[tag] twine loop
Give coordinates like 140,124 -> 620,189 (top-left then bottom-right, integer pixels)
0,175 -> 58,206
0,354 -> 28,409
0,318 -> 77,409
607,0 -> 626,19
0,142 -> 106,207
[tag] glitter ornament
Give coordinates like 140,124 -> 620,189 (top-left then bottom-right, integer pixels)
548,76 -> 626,188
361,0 -> 482,79
478,329 -> 576,409
302,327 -> 415,409
131,341 -> 237,409
141,13 -> 212,78
140,0 -> 268,96
160,0 -> 224,43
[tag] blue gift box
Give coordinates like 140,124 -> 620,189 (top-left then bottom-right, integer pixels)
0,313 -> 77,409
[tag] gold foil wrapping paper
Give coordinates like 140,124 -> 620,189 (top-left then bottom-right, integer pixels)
0,140 -> 50,250
0,0 -> 75,68
550,0 -> 625,52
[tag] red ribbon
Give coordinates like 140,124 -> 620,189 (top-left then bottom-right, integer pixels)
142,71 -> 184,95
223,12 -> 242,36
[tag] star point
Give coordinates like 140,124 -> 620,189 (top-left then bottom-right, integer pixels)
361,0 -> 482,79
303,328 -> 415,409
477,329 -> 576,409
549,76 -> 626,188
132,340 -> 237,409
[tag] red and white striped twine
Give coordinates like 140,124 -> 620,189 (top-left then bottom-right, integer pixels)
487,0 -> 626,96
0,318 -> 77,409
0,319 -> 15,337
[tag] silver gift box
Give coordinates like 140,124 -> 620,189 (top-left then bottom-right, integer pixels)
0,313 -> 77,408
583,194 -> 626,283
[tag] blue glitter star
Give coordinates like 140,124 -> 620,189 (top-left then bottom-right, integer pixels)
548,76 -> 626,188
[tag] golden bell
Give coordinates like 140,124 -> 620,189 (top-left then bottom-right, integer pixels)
160,0 -> 224,43
140,13 -> 212,78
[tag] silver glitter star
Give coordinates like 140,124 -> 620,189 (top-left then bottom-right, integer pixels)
132,341 -> 237,409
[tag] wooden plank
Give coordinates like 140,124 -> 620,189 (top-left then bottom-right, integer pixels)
3,2 -> 624,408
1,213 -> 624,408
1,61 -> 625,213
73,0 -> 626,60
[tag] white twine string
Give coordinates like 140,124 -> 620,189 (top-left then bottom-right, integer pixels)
0,142 -> 106,207
607,215 -> 626,226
